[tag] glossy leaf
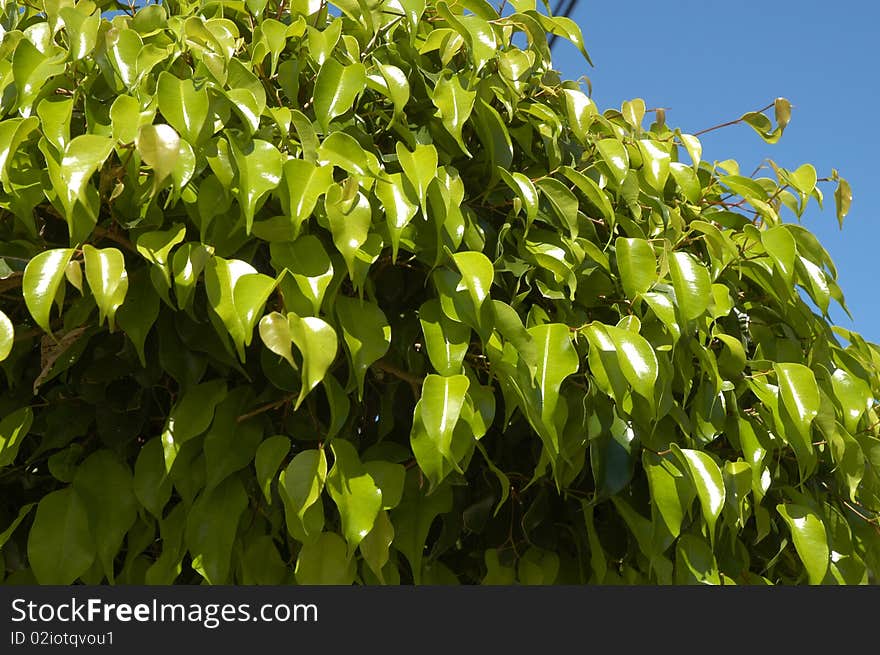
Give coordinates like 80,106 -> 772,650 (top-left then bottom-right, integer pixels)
615,237 -> 656,300
288,314 -> 339,409
313,59 -> 366,131
83,245 -> 128,331
23,248 -> 74,333
671,445 -> 726,541
327,439 -> 382,551
669,251 -> 712,322
777,504 -> 829,584
336,296 -> 391,399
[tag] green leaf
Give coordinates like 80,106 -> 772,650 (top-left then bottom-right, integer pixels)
774,363 -> 820,472
326,439 -> 382,551
451,250 -> 494,312
316,131 -> 379,177
596,139 -> 629,185
431,72 -> 475,154
643,452 -> 691,539
205,257 -> 277,361
615,237 -> 656,300
834,177 -> 852,228
583,322 -> 658,409
270,235 -> 333,315
375,62 -> 410,124
417,374 -> 470,468
133,438 -> 173,519
295,532 -> 356,584
313,59 -> 366,131
498,169 -> 539,225
391,470 -> 452,584
776,503 -> 829,584
561,166 -> 615,226
278,158 -> 335,238
136,124 -> 180,190
288,314 -> 338,409
254,435 -> 290,504
22,248 -> 74,333
762,225 -> 797,284
375,173 -> 419,262
335,296 -> 391,399
279,449 -> 327,540
668,251 -> 711,322
562,89 -> 596,142
671,445 -> 726,542
0,310 -> 12,362
82,245 -> 128,331
528,323 -> 579,452
536,177 -> 579,240
325,184 -> 373,281
156,71 -> 211,145
229,138 -> 282,234
675,534 -> 720,585
0,407 -> 33,467
419,298 -> 470,376
830,368 -> 872,435
185,477 -> 248,584
72,450 -> 137,582
161,379 -> 227,472
360,509 -> 395,582
637,139 -> 671,192
27,488 -> 95,584
0,503 -> 35,550
396,142 -> 438,210
117,268 -> 160,367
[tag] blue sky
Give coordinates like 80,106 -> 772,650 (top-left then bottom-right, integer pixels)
550,0 -> 879,344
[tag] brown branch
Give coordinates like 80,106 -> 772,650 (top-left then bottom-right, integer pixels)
237,394 -> 296,422
92,225 -> 137,254
373,359 -> 424,397
692,102 -> 774,137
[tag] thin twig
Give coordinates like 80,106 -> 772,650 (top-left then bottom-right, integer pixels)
237,394 -> 296,422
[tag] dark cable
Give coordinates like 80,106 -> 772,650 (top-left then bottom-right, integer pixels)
548,0 -> 579,51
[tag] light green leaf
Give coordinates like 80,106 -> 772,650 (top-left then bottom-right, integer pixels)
498,169 -> 539,225
536,177 -> 578,239
451,250 -> 494,312
562,88 -> 596,142
136,124 -> 180,190
561,166 -> 615,225
774,362 -> 820,470
830,368 -> 872,434
313,59 -> 366,131
615,237 -> 656,300
762,225 -> 797,284
596,138 -> 629,185
288,314 -> 338,409
359,509 -> 395,582
584,322 -> 657,408
776,503 -> 829,584
376,62 -> 410,124
326,439 -> 382,551
205,257 -> 277,361
27,488 -> 95,584
375,173 -> 418,261
417,373 -> 470,467
431,72 -> 475,155
270,235 -> 333,315
325,184 -> 373,280
22,248 -> 74,333
316,131 -> 379,177
295,532 -> 356,584
669,251 -> 711,322
157,71 -> 210,145
229,138 -> 282,234
637,139 -> 671,192
82,245 -> 128,330
834,177 -> 852,228
335,296 -> 391,399
279,449 -> 327,539
671,445 -> 726,542
396,141 -> 437,210
528,322 -> 579,451
643,451 -> 691,539
172,243 -> 213,313
419,298 -> 470,376
278,158 -> 335,238
0,310 -> 13,362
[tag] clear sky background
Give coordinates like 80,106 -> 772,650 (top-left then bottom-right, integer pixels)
549,0 -> 879,344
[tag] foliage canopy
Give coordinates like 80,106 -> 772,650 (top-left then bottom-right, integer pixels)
1,0 -> 879,585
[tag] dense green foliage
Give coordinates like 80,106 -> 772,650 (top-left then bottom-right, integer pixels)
1,0 -> 879,585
